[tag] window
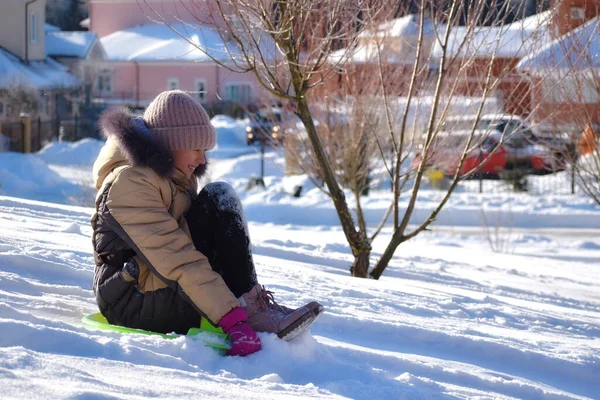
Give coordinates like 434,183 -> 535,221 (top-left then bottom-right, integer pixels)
570,7 -> 585,21
97,70 -> 113,94
225,83 -> 252,103
195,80 -> 207,101
0,100 -> 5,117
505,133 -> 528,149
30,12 -> 38,44
481,137 -> 497,152
167,78 -> 179,91
493,121 -> 519,136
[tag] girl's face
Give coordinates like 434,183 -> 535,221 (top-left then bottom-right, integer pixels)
173,149 -> 206,179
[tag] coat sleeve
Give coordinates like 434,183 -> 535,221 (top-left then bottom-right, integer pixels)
104,166 -> 239,324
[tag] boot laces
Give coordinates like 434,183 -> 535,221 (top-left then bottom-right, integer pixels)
259,286 -> 287,316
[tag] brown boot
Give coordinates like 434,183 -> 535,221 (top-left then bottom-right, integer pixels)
241,284 -> 323,341
279,301 -> 324,318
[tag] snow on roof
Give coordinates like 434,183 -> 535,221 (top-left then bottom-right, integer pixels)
100,23 -> 242,62
46,31 -> 99,58
45,23 -> 60,33
328,43 -> 406,65
517,17 -> 600,72
331,15 -> 440,65
0,49 -> 80,90
358,14 -> 438,39
432,10 -> 553,59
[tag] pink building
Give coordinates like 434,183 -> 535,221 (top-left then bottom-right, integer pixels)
87,0 -> 267,110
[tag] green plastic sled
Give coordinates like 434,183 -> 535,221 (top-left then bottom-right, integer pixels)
82,313 -> 231,354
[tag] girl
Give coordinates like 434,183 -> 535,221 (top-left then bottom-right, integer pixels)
91,90 -> 322,356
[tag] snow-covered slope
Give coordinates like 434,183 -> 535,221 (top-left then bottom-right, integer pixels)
1,194 -> 599,399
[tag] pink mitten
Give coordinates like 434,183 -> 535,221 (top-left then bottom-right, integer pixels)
218,307 -> 261,356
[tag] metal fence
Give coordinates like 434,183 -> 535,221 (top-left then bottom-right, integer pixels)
0,116 -> 98,153
370,166 -> 581,196
1,121 -> 26,152
454,170 -> 579,195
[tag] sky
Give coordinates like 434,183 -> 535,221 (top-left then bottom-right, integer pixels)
0,116 -> 599,399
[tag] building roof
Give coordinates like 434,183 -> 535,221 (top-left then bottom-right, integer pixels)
517,17 -> 600,73
46,31 -> 99,58
358,14 -> 438,39
332,11 -> 555,65
45,23 -> 60,33
330,15 -> 439,65
100,22 -> 243,62
328,43 -> 407,65
0,48 -> 80,90
432,10 -> 554,59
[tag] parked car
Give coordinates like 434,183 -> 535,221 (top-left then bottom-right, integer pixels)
413,114 -> 562,178
246,108 -> 285,146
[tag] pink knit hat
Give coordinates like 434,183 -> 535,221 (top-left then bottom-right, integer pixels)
143,90 -> 216,151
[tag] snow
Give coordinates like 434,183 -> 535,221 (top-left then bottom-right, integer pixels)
46,31 -> 98,58
358,14 -> 438,39
210,115 -> 251,158
0,152 -> 93,206
36,138 -> 106,166
517,17 -> 600,72
329,43 -> 406,65
0,48 -> 80,90
44,23 -> 60,33
331,15 -> 439,65
1,121 -> 600,399
100,23 -> 240,62
432,10 -> 553,59
334,11 -> 554,64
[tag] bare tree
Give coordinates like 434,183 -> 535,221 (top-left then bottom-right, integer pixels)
46,0 -> 85,31
303,0 -> 554,279
284,65 -> 392,236
151,0 -> 560,278
148,0 -> 392,276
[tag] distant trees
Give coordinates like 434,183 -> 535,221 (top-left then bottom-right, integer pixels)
45,0 -> 85,31
392,0 -> 540,25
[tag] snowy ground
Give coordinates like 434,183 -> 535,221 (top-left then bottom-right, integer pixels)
1,117 -> 599,399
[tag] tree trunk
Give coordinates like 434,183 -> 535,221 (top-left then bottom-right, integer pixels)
351,249 -> 370,278
354,190 -> 367,236
294,95 -> 372,277
369,231 -> 402,279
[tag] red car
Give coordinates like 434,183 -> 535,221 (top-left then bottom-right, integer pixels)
413,115 -> 554,178
446,132 -> 551,177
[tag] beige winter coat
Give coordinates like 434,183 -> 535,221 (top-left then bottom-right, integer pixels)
92,110 -> 239,324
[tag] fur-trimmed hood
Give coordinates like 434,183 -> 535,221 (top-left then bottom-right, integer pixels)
93,107 -> 207,190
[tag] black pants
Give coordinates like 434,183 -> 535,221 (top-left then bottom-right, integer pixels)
102,182 -> 258,334
186,181 -> 258,298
